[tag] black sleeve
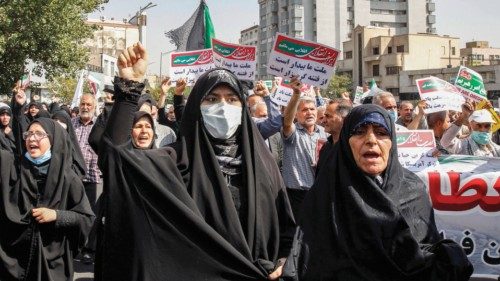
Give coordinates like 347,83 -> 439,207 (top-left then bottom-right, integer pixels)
157,106 -> 168,126
89,103 -> 113,155
11,95 -> 29,157
55,210 -> 91,228
173,94 -> 185,124
103,77 -> 143,146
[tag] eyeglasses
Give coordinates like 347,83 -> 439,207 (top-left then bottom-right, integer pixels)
22,131 -> 49,141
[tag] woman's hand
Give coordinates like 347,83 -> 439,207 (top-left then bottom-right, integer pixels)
268,258 -> 286,280
32,207 -> 57,223
13,85 -> 26,105
174,78 -> 187,96
118,42 -> 148,82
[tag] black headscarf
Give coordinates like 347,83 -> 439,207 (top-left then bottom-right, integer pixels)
131,111 -> 156,149
0,118 -> 94,281
176,68 -> 295,276
284,104 -> 472,281
52,110 -> 87,178
96,73 -> 294,281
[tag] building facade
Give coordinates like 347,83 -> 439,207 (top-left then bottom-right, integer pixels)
239,25 -> 259,46
257,0 -> 435,79
84,18 -> 140,75
460,41 -> 500,67
336,25 -> 460,95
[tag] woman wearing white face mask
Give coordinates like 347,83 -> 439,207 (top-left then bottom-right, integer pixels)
172,68 -> 296,280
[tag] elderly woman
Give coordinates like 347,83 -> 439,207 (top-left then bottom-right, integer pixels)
95,43 -> 294,281
283,104 -> 472,281
0,117 -> 94,281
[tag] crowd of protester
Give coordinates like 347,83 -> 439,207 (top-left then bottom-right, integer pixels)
1,42 -> 493,280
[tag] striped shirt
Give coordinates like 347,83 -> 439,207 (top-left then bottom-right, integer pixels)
71,117 -> 101,183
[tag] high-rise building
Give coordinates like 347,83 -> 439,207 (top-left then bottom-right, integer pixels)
257,0 -> 436,79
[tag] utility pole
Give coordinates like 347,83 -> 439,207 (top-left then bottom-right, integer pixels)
128,2 -> 157,47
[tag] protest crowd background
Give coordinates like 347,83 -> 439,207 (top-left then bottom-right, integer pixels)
0,0 -> 499,280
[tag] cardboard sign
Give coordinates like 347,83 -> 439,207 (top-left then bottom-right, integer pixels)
267,33 -> 340,89
454,66 -> 487,102
270,80 -> 312,107
353,86 -> 364,104
396,130 -> 439,172
170,49 -> 215,86
212,38 -> 256,81
416,76 -> 465,114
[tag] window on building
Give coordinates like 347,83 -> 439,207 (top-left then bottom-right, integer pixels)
386,66 -> 400,75
373,64 -> 380,77
452,47 -> 456,56
396,45 -> 405,53
388,46 -> 393,54
345,51 -> 353,59
441,46 -> 446,55
373,47 -> 380,55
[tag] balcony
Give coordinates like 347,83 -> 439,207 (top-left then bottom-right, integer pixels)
364,55 -> 381,62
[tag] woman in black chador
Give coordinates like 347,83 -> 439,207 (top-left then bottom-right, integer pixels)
0,117 -> 94,281
282,104 -> 473,281
95,43 -> 295,281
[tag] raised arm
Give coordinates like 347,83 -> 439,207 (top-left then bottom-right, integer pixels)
282,76 -> 302,138
104,43 -> 148,146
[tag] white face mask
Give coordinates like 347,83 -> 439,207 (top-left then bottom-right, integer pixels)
388,109 -> 397,123
201,102 -> 242,139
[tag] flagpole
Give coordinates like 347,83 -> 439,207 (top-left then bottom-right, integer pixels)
159,49 -> 176,80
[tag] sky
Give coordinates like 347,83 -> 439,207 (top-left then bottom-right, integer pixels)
90,0 -> 500,75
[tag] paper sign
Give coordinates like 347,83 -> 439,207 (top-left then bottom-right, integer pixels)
416,76 -> 465,114
270,80 -> 312,107
170,49 -> 215,86
475,100 -> 500,133
454,66 -> 487,102
212,38 -> 256,81
264,80 -> 273,90
353,86 -> 364,104
396,130 -> 439,172
267,33 -> 340,89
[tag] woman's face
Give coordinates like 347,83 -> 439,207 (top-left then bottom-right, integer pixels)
349,124 -> 392,176
201,85 -> 242,107
25,123 -> 51,158
132,116 -> 154,149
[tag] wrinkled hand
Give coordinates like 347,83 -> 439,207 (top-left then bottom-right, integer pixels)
416,100 -> 428,115
289,76 -> 302,95
160,78 -> 172,95
118,42 -> 148,82
13,85 -> 26,105
253,80 -> 269,97
268,258 -> 286,280
32,208 -> 57,224
175,78 -> 187,96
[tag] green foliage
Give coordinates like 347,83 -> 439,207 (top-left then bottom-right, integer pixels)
0,0 -> 105,93
324,73 -> 353,99
45,74 -> 91,104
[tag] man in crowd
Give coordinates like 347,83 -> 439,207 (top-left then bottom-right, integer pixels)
396,100 -> 428,130
321,99 -> 352,144
426,110 -> 451,155
441,103 -> 500,157
251,80 -> 283,140
71,93 -> 101,263
282,77 -> 327,219
372,91 -> 407,131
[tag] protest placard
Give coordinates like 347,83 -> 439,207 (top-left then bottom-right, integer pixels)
170,49 -> 215,86
416,155 -> 500,278
396,130 -> 439,172
353,86 -> 364,105
454,66 -> 488,102
212,38 -> 256,81
267,33 -> 340,89
270,80 -> 312,107
263,80 -> 273,90
416,76 -> 465,114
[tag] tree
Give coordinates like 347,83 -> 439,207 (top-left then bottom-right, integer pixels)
324,73 -> 353,100
45,75 -> 91,105
0,0 -> 106,94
